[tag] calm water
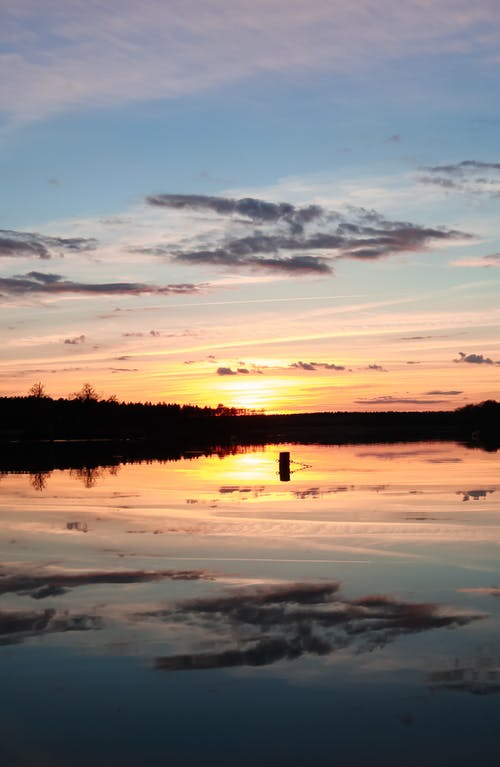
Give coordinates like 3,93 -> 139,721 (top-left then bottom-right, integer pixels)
1,442 -> 500,766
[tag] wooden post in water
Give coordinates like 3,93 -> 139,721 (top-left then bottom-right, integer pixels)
279,451 -> 291,482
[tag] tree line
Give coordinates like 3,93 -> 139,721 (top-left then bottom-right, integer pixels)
0,383 -> 498,451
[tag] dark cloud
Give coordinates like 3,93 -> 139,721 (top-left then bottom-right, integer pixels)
175,245 -> 332,274
425,390 -> 462,395
0,567 -> 215,600
216,365 -> 260,376
418,161 -> 500,196
355,396 -> 449,405
0,229 -> 97,259
0,272 -> 203,297
0,608 -> 103,646
385,134 -> 400,143
290,361 -> 346,371
143,581 -> 483,672
64,334 -> 86,345
143,194 -> 469,276
421,160 -> 500,175
454,352 -> 495,365
367,364 -> 387,372
110,367 -> 139,373
146,193 -> 325,233
400,335 -> 434,341
173,223 -> 465,272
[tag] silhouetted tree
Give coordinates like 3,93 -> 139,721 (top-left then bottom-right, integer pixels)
28,382 -> 47,398
73,382 -> 99,402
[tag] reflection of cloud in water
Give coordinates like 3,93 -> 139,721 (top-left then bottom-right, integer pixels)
0,566 -> 215,599
140,582 -> 484,672
457,489 -> 495,502
0,608 -> 103,645
458,587 -> 500,597
355,449 -> 463,462
293,486 -> 350,499
219,485 -> 265,496
217,485 -> 354,500
66,521 -> 89,533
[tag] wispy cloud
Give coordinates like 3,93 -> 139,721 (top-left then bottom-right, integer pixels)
3,2 -> 499,121
0,230 -> 97,259
425,390 -> 462,396
355,396 -> 450,405
451,254 -> 500,268
0,272 -> 204,298
418,160 -> 500,197
147,194 -> 324,233
144,194 -> 469,276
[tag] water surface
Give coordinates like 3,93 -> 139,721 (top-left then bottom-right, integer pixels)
1,442 -> 500,765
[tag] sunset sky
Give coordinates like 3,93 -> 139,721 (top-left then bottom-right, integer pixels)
1,0 -> 500,412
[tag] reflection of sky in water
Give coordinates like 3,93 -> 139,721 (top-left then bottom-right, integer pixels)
1,442 -> 500,765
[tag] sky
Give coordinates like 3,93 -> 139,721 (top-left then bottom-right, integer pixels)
1,0 -> 500,413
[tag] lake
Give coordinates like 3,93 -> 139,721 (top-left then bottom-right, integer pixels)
1,441 -> 500,766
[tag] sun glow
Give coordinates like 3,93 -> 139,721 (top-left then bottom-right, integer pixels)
215,376 -> 299,413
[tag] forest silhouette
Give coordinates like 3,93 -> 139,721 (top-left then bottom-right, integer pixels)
0,384 -> 499,473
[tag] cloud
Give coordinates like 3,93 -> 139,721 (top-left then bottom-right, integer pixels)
418,160 -> 500,197
422,160 -> 500,175
0,566 -> 215,600
0,230 -> 98,259
290,361 -> 346,371
64,334 -> 86,345
367,364 -> 387,372
110,367 -> 139,373
147,194 -> 324,233
3,2 -> 500,121
143,194 -> 468,276
399,335 -> 434,341
425,390 -> 462,396
384,134 -> 400,143
216,364 -> 261,375
454,352 -> 496,365
142,581 -> 483,672
451,253 -> 500,268
355,396 -> 449,405
0,272 -> 203,298
175,247 -> 332,275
